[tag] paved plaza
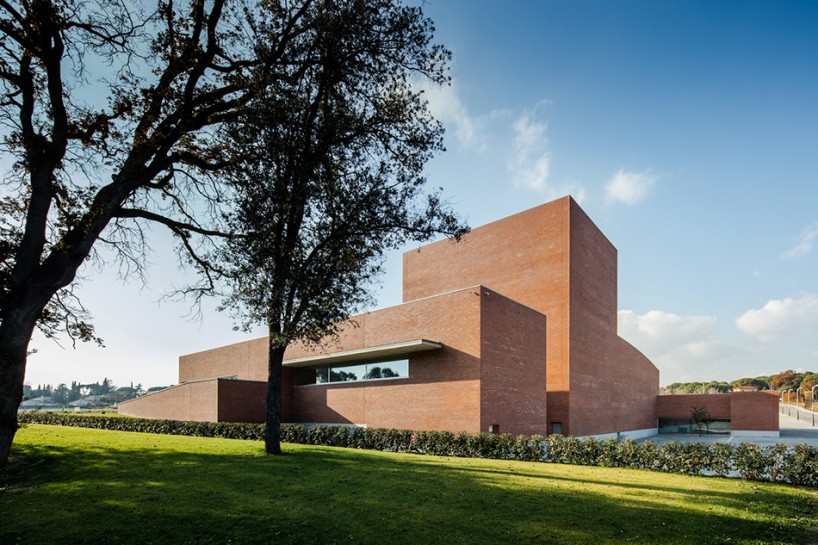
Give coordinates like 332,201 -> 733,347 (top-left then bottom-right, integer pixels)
646,406 -> 818,446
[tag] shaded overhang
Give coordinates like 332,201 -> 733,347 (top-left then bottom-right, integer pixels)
283,339 -> 442,368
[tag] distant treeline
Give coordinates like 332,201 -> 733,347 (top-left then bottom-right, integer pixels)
665,369 -> 817,396
24,378 -> 171,404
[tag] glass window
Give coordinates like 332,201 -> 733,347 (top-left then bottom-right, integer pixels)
330,363 -> 366,383
296,358 -> 409,386
369,359 -> 408,379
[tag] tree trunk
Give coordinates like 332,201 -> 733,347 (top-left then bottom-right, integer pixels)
265,340 -> 287,455
0,318 -> 37,469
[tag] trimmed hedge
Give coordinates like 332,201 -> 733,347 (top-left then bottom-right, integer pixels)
17,412 -> 818,487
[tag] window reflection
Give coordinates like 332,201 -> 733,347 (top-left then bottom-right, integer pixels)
297,358 -> 408,386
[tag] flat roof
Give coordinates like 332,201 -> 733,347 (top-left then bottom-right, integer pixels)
283,339 -> 442,368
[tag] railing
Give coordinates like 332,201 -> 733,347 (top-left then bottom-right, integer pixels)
780,403 -> 817,426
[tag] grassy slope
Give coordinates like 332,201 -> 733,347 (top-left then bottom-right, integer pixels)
2,425 -> 817,545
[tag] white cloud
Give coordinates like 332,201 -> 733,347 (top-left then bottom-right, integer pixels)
619,309 -> 716,345
419,79 -> 485,151
620,305 -> 818,385
779,222 -> 818,259
604,169 -> 656,205
618,309 -> 729,382
559,184 -> 587,204
735,293 -> 818,343
508,110 -> 551,192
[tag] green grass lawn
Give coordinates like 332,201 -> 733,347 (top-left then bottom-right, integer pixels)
2,425 -> 817,545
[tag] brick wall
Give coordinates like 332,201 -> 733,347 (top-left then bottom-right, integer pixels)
730,391 -> 779,431
118,379 -> 268,422
217,380 -> 267,423
479,290 -> 548,436
402,196 -> 659,436
403,198 -> 571,429
567,200 -> 618,436
656,394 -> 732,420
118,380 -> 220,421
158,196 -> 666,436
179,338 -> 268,383
655,392 -> 779,432
286,287 -> 483,432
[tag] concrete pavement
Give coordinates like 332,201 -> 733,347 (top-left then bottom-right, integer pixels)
644,408 -> 818,446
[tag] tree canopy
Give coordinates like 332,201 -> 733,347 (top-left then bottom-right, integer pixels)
2,0 -> 436,468
215,0 -> 466,454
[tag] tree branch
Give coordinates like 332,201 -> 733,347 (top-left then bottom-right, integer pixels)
114,207 -> 234,238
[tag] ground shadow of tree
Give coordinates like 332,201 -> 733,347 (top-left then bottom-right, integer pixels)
2,435 -> 816,545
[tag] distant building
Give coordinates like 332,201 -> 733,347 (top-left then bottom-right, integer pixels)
732,385 -> 760,392
120,197 -> 779,438
19,396 -> 61,410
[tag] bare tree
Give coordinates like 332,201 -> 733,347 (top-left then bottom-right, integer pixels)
690,406 -> 713,436
0,0 -> 320,468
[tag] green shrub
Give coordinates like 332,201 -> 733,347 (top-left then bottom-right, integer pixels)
615,439 -> 641,468
679,442 -> 712,475
596,438 -> 622,467
578,437 -> 601,465
708,443 -> 734,477
660,441 -> 685,473
765,443 -> 790,483
781,444 -> 818,487
734,443 -> 767,481
17,412 -> 816,487
636,440 -> 661,470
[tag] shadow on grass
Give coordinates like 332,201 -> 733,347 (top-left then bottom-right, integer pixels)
2,432 -> 817,545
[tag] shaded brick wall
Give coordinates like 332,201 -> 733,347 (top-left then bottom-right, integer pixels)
286,287 -> 483,432
217,380 -> 267,423
567,200 -> 618,436
177,338 -> 297,421
119,379 -> 268,422
567,203 -> 659,435
479,290 -> 548,435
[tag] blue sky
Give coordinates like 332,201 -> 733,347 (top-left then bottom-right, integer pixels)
23,0 -> 818,388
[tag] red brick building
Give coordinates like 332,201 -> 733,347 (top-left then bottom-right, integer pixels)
120,197 -> 779,438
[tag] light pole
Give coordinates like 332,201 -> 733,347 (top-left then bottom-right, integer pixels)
812,384 -> 817,412
785,389 -> 793,418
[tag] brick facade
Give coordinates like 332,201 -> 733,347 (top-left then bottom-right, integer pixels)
124,196 -> 777,437
403,196 -> 659,436
118,379 -> 266,423
655,391 -> 779,433
284,287 -> 547,435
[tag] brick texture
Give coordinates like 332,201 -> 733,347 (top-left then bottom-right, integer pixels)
403,196 -> 659,436
118,379 -> 266,422
179,339 -> 268,383
730,391 -> 780,431
287,287 -> 482,433
130,196 -> 777,435
656,394 -> 732,420
479,290 -> 548,435
654,392 -> 779,432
